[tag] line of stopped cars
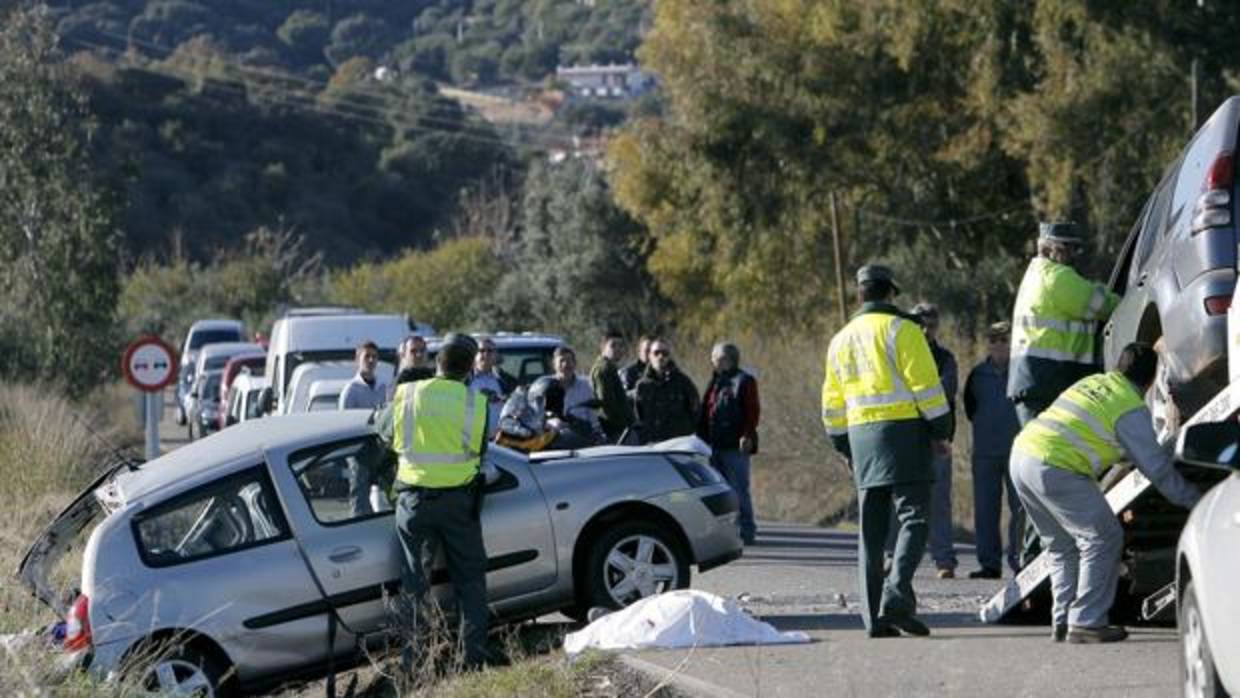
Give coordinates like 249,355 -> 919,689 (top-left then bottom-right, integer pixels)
18,308 -> 744,696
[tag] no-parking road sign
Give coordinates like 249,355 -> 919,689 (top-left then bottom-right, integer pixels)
122,335 -> 179,392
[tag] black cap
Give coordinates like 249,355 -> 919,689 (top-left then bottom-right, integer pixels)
856,264 -> 900,294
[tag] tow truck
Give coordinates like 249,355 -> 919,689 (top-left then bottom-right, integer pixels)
980,291 -> 1240,625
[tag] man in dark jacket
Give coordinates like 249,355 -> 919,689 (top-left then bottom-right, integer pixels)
634,338 -> 700,443
963,321 -> 1024,578
591,331 -> 635,443
911,303 -> 959,578
699,341 -> 761,544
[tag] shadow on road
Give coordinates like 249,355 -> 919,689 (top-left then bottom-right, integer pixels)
761,612 -> 981,633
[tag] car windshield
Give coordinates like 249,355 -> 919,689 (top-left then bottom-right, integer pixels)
203,355 -> 233,371
189,329 -> 241,350
497,347 -> 555,385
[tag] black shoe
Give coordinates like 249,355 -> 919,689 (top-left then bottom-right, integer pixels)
968,567 -> 1001,579
867,623 -> 900,638
881,614 -> 931,637
1067,625 -> 1128,644
1051,624 -> 1067,643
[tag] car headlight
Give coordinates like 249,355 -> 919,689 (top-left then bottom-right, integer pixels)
668,454 -> 723,488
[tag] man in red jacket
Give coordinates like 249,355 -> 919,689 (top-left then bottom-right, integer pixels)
699,341 -> 761,545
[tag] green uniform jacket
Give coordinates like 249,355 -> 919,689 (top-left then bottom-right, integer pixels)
829,302 -> 954,489
590,355 -> 634,442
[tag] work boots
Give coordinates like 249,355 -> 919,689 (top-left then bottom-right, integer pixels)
1067,625 -> 1129,644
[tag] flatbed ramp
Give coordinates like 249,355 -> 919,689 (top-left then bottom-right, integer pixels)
979,385 -> 1236,623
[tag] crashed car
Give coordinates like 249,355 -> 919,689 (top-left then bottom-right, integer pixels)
18,411 -> 741,695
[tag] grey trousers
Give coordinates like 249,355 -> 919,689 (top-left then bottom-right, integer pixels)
395,488 -> 489,665
1010,452 -> 1122,628
927,451 -> 957,569
858,483 -> 931,631
971,453 -> 1023,573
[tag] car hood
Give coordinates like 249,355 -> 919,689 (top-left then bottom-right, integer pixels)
18,462 -> 127,614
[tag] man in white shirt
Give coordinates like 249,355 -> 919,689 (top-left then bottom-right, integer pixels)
339,341 -> 387,410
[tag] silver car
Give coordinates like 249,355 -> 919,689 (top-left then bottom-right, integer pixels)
1104,97 -> 1240,441
1174,420 -> 1240,698
19,411 -> 741,695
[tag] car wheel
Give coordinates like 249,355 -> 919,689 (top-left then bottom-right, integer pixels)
1180,581 -> 1227,698
187,419 -> 195,442
1149,339 -> 1181,444
139,645 -> 234,697
584,521 -> 690,612
175,406 -> 187,426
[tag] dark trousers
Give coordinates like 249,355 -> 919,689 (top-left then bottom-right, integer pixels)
857,482 -> 931,631
395,488 -> 489,666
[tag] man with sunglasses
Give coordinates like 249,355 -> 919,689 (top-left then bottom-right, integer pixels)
634,338 -> 700,443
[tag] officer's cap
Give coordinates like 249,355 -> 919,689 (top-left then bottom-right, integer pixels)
1038,221 -> 1084,246
440,332 -> 479,355
856,264 -> 900,295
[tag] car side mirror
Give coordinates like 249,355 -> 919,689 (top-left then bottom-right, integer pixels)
1177,421 -> 1240,469
190,389 -> 199,398
258,387 -> 274,414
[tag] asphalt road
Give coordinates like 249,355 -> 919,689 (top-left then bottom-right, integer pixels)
630,522 -> 1182,698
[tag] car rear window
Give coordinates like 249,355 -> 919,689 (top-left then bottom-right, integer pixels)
189,329 -> 242,350
308,395 -> 338,411
133,468 -> 289,567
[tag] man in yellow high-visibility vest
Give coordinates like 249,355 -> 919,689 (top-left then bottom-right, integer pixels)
1009,222 -> 1120,425
1010,342 -> 1200,644
823,264 -> 953,638
376,332 -> 492,670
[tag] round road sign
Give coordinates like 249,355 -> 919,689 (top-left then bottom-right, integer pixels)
122,335 -> 179,392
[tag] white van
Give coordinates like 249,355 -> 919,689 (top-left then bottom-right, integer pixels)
224,372 -> 269,427
283,361 -> 395,414
264,313 -> 417,412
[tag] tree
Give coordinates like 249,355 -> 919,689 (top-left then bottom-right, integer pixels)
476,158 -> 662,340
277,10 -> 330,66
0,7 -> 122,394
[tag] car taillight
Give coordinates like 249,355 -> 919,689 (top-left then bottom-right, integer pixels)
63,595 -> 91,652
1204,294 -> 1232,316
1192,151 -> 1234,234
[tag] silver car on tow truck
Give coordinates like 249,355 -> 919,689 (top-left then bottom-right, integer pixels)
18,411 -> 741,695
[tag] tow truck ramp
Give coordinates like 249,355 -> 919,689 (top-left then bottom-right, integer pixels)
978,384 -> 1235,624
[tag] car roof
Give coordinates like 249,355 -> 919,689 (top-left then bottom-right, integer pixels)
188,319 -> 244,331
197,342 -> 264,359
231,373 -> 269,389
427,332 -> 565,350
115,411 -> 372,503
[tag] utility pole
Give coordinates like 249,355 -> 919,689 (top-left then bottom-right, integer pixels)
829,192 -> 847,325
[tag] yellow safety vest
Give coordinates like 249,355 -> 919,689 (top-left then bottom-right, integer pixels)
393,378 -> 487,488
1011,257 -> 1118,366
1013,371 -> 1146,479
821,309 -> 949,435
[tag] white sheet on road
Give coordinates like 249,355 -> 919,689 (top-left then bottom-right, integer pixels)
564,590 -> 810,655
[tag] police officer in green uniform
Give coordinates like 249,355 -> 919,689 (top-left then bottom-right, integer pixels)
376,333 -> 491,669
1010,343 -> 1200,643
822,265 -> 954,638
1009,222 -> 1121,566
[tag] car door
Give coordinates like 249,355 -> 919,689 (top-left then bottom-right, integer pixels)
269,437 -> 557,636
271,436 -> 402,635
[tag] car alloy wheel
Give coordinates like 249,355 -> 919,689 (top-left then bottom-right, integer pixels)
139,646 -> 230,698
585,521 -> 690,611
1148,340 -> 1181,444
1179,581 -> 1224,698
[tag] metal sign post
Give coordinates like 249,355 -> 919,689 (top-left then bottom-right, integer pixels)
122,336 -> 179,462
